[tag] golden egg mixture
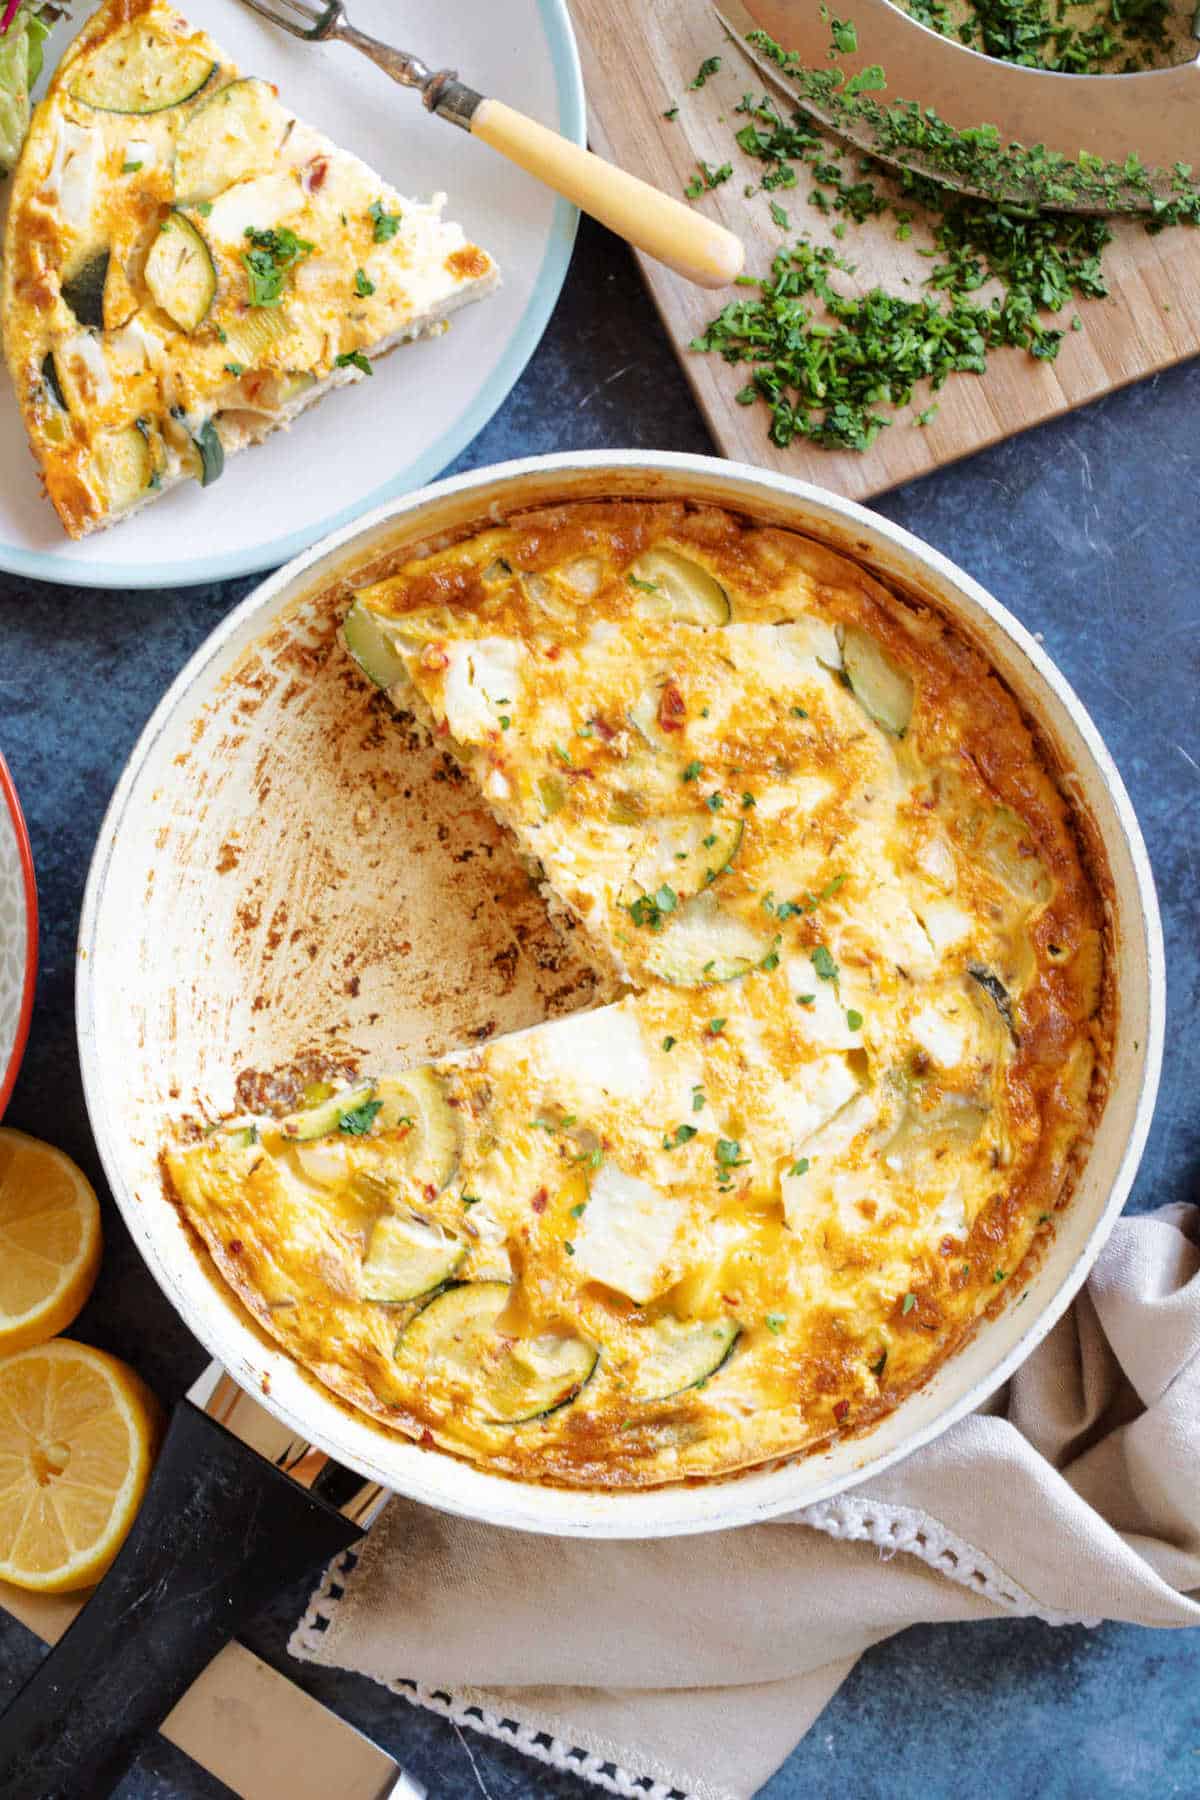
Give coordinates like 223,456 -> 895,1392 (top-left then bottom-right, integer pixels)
168,499 -> 1111,1488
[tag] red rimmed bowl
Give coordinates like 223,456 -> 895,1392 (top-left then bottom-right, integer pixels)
0,754 -> 37,1120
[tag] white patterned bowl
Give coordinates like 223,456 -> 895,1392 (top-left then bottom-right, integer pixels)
0,755 -> 36,1119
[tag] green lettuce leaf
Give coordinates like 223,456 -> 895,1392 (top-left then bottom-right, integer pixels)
0,6 -> 54,174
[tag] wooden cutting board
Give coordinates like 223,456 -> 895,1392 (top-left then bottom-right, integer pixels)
567,0 -> 1200,498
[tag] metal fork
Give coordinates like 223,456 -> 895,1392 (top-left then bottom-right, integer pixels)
237,0 -> 744,288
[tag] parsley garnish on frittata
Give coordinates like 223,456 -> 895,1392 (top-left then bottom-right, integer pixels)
242,226 -> 314,308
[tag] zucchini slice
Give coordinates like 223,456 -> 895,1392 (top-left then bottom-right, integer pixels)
362,1212 -> 465,1303
41,352 -> 68,411
61,251 -> 110,330
967,962 -> 1016,1036
883,1097 -> 988,1176
342,599 -> 409,689
145,211 -> 217,332
375,1069 -> 459,1193
94,421 -> 156,512
840,626 -> 914,738
281,1080 -> 375,1141
623,814 -> 743,907
629,548 -> 732,625
626,1316 -> 740,1403
396,1281 -> 598,1424
981,806 -> 1052,907
220,304 -> 298,367
191,417 -> 224,487
173,78 -> 287,202
70,24 -> 217,116
643,890 -> 776,987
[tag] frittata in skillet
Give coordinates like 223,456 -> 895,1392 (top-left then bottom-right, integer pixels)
167,500 -> 1110,1488
2,0 -> 498,537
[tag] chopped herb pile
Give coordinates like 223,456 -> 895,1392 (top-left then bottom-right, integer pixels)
675,12 -> 1200,451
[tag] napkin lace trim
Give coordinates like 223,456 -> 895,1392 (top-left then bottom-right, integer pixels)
798,1494 -> 1099,1626
292,1551 -> 689,1798
291,1497 -> 1095,1800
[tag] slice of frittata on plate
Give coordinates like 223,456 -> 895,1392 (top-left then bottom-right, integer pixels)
1,0 -> 499,537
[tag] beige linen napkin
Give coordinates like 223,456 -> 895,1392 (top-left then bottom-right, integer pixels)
290,1204 -> 1200,1800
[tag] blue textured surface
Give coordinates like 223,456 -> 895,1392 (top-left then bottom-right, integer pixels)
1,213 -> 1198,1798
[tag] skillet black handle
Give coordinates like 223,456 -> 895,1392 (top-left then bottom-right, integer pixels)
0,1398 -> 362,1800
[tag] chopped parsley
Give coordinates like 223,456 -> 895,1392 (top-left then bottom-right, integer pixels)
629,885 -> 679,930
789,1156 -> 810,1177
532,1114 -> 576,1134
662,1035 -> 677,1052
901,1292 -> 917,1315
682,759 -> 704,782
829,17 -> 858,54
626,573 -> 660,593
686,37 -> 1151,452
769,199 -> 790,230
871,1350 -> 888,1377
461,1193 -> 481,1207
994,1268 -> 1007,1282
685,160 -> 733,198
765,1312 -> 787,1334
354,268 -> 376,297
242,225 -> 314,307
715,1137 -> 748,1169
811,944 -> 839,982
791,705 -> 808,719
795,991 -> 816,1006
692,1087 -> 706,1111
688,55 -> 722,88
122,159 -> 143,173
195,200 -> 213,216
336,350 -> 373,377
706,792 -> 724,812
846,1008 -> 863,1031
663,105 -> 679,121
741,791 -> 756,809
708,1017 -> 726,1035
564,1241 -> 575,1256
338,1098 -> 382,1136
664,1123 -> 698,1149
570,1201 -> 587,1219
223,362 -> 245,377
369,197 -> 402,241
803,873 -> 847,911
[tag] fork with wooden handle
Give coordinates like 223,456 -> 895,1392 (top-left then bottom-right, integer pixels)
238,0 -> 745,288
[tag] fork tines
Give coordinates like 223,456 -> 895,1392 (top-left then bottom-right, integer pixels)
237,0 -> 340,39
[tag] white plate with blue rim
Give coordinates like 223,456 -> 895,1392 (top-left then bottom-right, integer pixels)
0,0 -> 582,587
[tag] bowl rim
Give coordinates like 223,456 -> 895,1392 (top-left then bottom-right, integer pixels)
0,752 -> 37,1123
76,449 -> 1166,1537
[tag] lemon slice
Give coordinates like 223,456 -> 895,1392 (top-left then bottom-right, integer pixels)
0,1128 -> 103,1354
0,1339 -> 161,1591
